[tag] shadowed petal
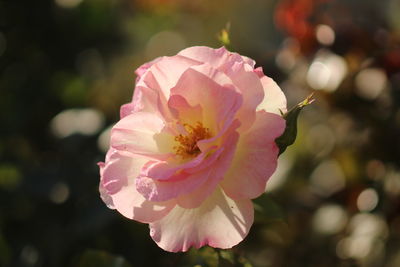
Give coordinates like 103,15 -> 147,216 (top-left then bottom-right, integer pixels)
149,188 -> 254,252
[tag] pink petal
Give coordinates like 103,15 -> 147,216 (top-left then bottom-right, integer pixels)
175,168 -> 220,209
225,62 -> 265,131
101,157 -> 129,195
139,149 -> 213,181
176,128 -> 240,208
99,181 -> 115,209
100,148 -> 134,196
136,120 -> 240,203
142,55 -> 201,100
257,76 -> 287,115
112,183 -> 175,223
120,103 -> 135,119
111,112 -> 173,159
178,46 -> 251,71
189,63 -> 234,85
130,86 -> 159,115
98,157 -> 115,209
136,168 -> 212,202
168,94 -> 203,124
131,62 -> 169,117
221,111 -> 286,199
132,56 -> 201,122
131,82 -> 174,122
135,147 -> 224,201
171,68 -> 242,133
135,56 -> 162,81
99,149 -> 176,223
149,188 -> 254,252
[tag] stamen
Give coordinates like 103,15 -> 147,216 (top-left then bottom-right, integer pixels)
173,122 -> 211,159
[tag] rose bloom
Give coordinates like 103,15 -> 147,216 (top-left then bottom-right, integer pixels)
99,46 -> 287,252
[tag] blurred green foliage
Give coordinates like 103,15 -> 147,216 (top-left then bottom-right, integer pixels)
74,249 -> 132,267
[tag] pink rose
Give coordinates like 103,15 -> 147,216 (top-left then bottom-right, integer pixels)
99,46 -> 287,252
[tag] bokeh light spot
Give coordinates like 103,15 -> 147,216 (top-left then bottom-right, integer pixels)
307,50 -> 347,92
50,108 -> 105,138
310,159 -> 346,197
384,169 -> 400,196
312,204 -> 348,235
356,188 -> 379,212
20,245 -> 39,266
355,68 -> 387,100
366,159 -> 386,180
316,24 -> 335,46
338,213 -> 388,260
49,183 -> 70,204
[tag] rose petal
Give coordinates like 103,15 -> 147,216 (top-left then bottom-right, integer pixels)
139,150 -> 212,181
136,168 -> 211,202
98,156 -> 115,209
221,111 -> 286,199
175,168 -> 220,209
111,112 -> 174,159
135,56 -> 162,82
142,55 -> 201,100
178,46 -> 252,71
135,147 -> 224,201
149,188 -> 254,252
99,149 -> 175,223
176,128 -> 239,208
167,94 -> 203,124
112,182 -> 175,223
225,62 -> 265,131
171,68 -> 242,133
99,181 -> 115,209
136,121 -> 239,203
257,76 -> 287,115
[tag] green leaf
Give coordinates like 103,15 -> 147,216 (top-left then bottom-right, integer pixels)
275,93 -> 315,155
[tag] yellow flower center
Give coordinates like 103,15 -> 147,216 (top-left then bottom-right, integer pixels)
174,122 -> 211,159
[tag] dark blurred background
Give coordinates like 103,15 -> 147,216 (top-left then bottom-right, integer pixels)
1,0 -> 400,266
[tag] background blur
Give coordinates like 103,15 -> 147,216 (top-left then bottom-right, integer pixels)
1,0 -> 400,266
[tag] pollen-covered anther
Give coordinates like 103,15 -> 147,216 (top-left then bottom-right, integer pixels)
174,122 -> 212,159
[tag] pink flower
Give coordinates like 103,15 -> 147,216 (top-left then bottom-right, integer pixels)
99,46 -> 287,252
